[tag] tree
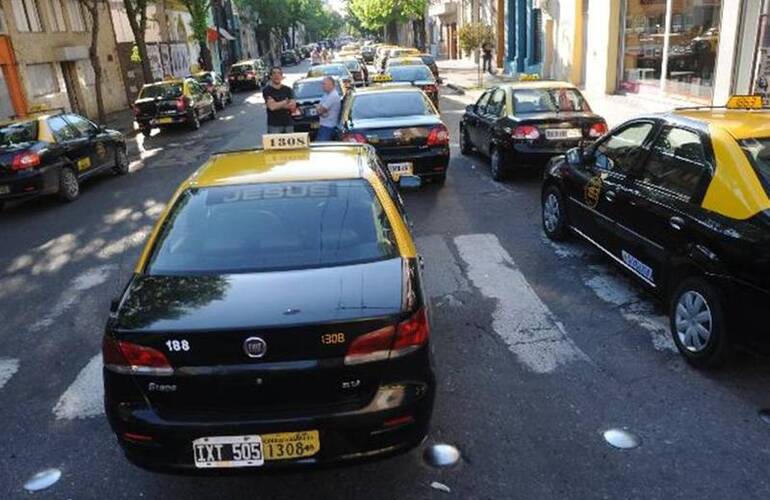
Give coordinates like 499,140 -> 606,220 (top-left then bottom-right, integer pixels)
76,0 -> 107,122
122,0 -> 153,83
458,22 -> 494,87
347,0 -> 427,47
182,0 -> 213,71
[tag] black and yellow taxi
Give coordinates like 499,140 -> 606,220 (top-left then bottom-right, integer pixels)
460,80 -> 607,181
339,86 -> 450,185
381,65 -> 440,109
307,64 -> 354,91
103,133 -> 435,472
291,76 -> 344,137
541,96 -> 770,367
227,59 -> 267,91
191,71 -> 232,110
0,111 -> 127,208
132,78 -> 217,137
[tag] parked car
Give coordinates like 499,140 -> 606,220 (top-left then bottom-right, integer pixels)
291,76 -> 345,137
191,71 -> 232,110
541,98 -> 770,367
0,111 -> 128,208
228,60 -> 267,91
418,53 -> 440,81
281,50 -> 301,66
307,64 -> 354,91
133,79 -> 217,137
460,81 -> 607,180
334,57 -> 367,87
383,65 -> 440,110
361,44 -> 376,63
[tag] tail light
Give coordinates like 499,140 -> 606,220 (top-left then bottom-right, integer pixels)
588,122 -> 608,138
11,151 -> 41,171
175,96 -> 186,112
342,133 -> 367,143
103,337 -> 173,376
422,84 -> 438,94
426,125 -> 449,146
513,125 -> 540,140
344,307 -> 430,365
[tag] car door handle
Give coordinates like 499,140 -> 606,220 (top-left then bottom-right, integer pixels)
669,216 -> 685,231
604,190 -> 616,202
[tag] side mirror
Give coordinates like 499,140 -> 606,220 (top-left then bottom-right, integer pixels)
566,146 -> 583,166
398,175 -> 422,190
465,104 -> 475,113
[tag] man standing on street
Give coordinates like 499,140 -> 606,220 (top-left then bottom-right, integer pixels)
314,76 -> 341,141
263,67 -> 296,134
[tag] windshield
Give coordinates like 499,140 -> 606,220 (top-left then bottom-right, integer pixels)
140,83 -> 183,99
388,66 -> 434,82
341,59 -> 360,71
513,88 -> 590,114
146,180 -> 398,275
420,55 -> 435,65
0,121 -> 38,147
351,92 -> 433,120
308,65 -> 349,78
229,64 -> 253,75
294,80 -> 333,99
739,138 -> 770,197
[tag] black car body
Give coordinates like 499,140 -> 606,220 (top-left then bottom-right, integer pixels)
133,79 -> 216,136
0,112 -> 127,206
460,82 -> 607,180
384,65 -> 440,109
192,71 -> 232,110
281,50 -> 300,65
228,60 -> 266,90
291,77 -> 344,137
307,64 -> 354,91
103,144 -> 435,472
361,45 -> 375,63
418,54 -> 440,81
335,58 -> 367,87
340,87 -> 449,184
541,109 -> 770,367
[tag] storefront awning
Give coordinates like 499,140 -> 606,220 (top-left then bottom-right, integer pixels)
207,27 -> 236,42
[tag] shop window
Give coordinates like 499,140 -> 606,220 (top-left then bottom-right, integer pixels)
44,0 -> 66,32
26,63 -> 59,96
11,0 -> 43,32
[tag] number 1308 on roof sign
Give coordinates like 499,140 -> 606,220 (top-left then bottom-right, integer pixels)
263,133 -> 310,150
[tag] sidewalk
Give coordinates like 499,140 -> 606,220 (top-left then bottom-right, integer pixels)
437,58 -> 695,127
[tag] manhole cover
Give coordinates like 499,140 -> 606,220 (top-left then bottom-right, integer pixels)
423,443 -> 461,467
602,428 -> 641,450
23,468 -> 61,492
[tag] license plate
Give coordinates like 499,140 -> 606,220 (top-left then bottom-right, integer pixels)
0,185 -> 9,195
388,162 -> 413,180
157,117 -> 173,124
311,122 -> 320,129
545,128 -> 582,140
192,431 -> 319,468
306,108 -> 318,117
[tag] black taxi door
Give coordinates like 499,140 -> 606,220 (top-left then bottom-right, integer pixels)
64,114 -> 115,172
465,91 -> 492,148
476,88 -> 506,156
567,120 -> 657,257
611,125 -> 713,290
47,115 -> 94,175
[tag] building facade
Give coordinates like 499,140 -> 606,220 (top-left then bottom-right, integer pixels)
428,0 -> 506,68
0,0 -> 126,121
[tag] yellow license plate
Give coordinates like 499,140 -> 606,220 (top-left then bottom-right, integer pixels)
263,430 -> 320,461
158,117 -> 173,124
77,157 -> 91,171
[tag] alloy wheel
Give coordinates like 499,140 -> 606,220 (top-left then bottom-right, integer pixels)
60,168 -> 79,201
674,291 -> 713,352
543,193 -> 561,234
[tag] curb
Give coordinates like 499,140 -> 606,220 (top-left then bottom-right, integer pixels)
445,82 -> 466,95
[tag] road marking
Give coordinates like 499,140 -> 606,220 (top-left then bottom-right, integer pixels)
455,234 -> 588,373
53,354 -> 104,420
0,358 -> 20,390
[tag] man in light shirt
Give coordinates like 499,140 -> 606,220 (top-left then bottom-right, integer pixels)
314,77 -> 341,141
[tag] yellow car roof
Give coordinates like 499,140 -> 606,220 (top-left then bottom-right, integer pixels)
186,145 -> 367,189
673,109 -> 770,140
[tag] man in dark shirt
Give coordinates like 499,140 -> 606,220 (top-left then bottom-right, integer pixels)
263,67 -> 296,133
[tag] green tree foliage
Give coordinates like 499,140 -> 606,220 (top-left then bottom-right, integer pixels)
347,0 -> 427,32
458,22 -> 495,86
181,0 -> 212,69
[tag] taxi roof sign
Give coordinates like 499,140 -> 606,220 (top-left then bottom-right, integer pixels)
262,132 -> 310,150
726,95 -> 763,110
372,74 -> 393,83
519,73 -> 541,81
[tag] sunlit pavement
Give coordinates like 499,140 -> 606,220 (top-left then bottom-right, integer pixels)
1,61 -> 770,499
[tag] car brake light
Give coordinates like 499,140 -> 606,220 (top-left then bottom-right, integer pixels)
423,84 -> 437,94
513,125 -> 540,140
342,133 -> 367,143
344,307 -> 430,365
588,122 -> 608,138
426,125 -> 449,146
11,151 -> 41,171
175,97 -> 186,112
103,337 -> 173,376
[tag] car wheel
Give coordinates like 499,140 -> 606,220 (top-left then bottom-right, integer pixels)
215,95 -> 224,110
490,147 -> 506,181
114,147 -> 129,175
140,127 -> 152,137
226,92 -> 233,104
434,173 -> 447,186
460,126 -> 472,155
670,277 -> 730,368
59,167 -> 80,202
542,185 -> 568,241
209,103 -> 217,121
189,111 -> 200,130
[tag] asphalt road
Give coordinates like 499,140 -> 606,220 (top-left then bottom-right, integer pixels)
1,60 -> 770,500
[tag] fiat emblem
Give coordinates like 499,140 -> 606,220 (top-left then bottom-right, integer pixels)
243,337 -> 267,358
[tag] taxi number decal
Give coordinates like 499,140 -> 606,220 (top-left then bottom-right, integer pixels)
165,339 -> 190,352
584,175 -> 602,209
77,157 -> 91,171
621,251 -> 654,282
262,132 -> 309,150
321,333 -> 346,345
208,184 -> 337,204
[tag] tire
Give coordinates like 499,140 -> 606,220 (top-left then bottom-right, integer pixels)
542,185 -> 568,241
226,92 -> 233,105
209,103 -> 217,121
189,111 -> 200,130
140,127 -> 152,137
433,173 -> 447,186
669,277 -> 731,368
490,147 -> 506,181
113,147 -> 129,175
215,94 -> 224,110
58,167 -> 80,202
460,126 -> 472,155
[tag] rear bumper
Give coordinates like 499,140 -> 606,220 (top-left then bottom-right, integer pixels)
376,146 -> 450,178
136,113 -> 190,128
0,163 -> 61,201
292,116 -> 321,133
510,140 -> 582,164
229,79 -> 260,90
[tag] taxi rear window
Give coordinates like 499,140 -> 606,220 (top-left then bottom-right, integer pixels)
351,92 -> 433,120
145,180 -> 399,275
294,80 -> 326,99
739,138 -> 770,196
140,83 -> 183,99
0,121 -> 38,147
388,66 -> 434,82
513,88 -> 590,114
